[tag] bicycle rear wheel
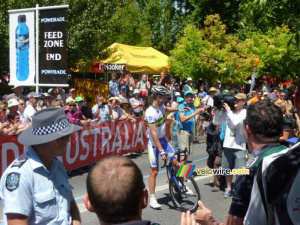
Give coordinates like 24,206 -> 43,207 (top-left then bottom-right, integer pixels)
169,176 -> 200,213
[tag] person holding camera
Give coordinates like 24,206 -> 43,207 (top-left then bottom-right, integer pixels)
213,93 -> 247,198
92,94 -> 110,123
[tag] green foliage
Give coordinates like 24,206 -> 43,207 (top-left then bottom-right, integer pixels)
171,14 -> 300,84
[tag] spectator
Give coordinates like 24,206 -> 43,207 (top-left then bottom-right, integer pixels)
66,88 -> 76,102
130,89 -> 144,118
109,73 -> 121,97
0,103 -> 9,135
183,78 -> 195,93
172,92 -> 181,108
214,81 -> 222,94
136,73 -> 151,105
178,91 -> 204,165
269,87 -> 279,100
157,72 -> 167,87
119,86 -> 129,101
248,90 -> 263,104
92,94 -> 110,123
50,99 -> 63,107
3,111 -> 27,135
173,82 -> 181,96
277,100 -> 293,146
83,156 -> 151,224
0,108 -> 81,224
196,101 -> 287,225
18,98 -> 26,123
262,81 -> 271,93
5,84 -> 26,101
206,108 -> 225,192
202,87 -> 217,108
66,98 -> 95,126
120,99 -> 136,122
167,97 -> 185,152
23,92 -> 40,124
275,90 -> 287,105
75,97 -> 96,125
48,88 -> 59,99
107,97 -> 124,121
128,75 -> 136,97
198,85 -> 207,99
263,92 -> 269,99
244,80 -> 300,225
57,87 -> 66,103
37,93 -> 52,110
120,70 -> 130,88
282,84 -> 289,99
213,93 -> 247,198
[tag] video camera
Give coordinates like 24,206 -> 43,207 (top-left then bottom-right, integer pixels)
213,94 -> 235,111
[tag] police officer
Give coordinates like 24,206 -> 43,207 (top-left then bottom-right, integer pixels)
0,107 -> 82,225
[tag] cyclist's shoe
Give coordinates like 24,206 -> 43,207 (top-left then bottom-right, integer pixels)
150,199 -> 162,209
185,186 -> 194,196
224,189 -> 232,198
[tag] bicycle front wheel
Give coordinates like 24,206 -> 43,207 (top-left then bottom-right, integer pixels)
169,176 -> 200,213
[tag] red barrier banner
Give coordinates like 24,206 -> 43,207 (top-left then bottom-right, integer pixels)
0,119 -> 147,175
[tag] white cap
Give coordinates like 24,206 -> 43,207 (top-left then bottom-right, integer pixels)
186,78 -> 193,81
175,92 -> 181,97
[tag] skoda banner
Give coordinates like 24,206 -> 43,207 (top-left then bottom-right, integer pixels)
39,9 -> 67,84
9,11 -> 35,86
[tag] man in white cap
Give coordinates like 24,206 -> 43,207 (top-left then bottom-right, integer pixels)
7,99 -> 19,113
23,92 -> 40,124
5,84 -> 26,101
0,107 -> 82,224
183,78 -> 195,93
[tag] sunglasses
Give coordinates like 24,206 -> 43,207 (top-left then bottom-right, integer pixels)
280,95 -> 286,97
69,104 -> 76,107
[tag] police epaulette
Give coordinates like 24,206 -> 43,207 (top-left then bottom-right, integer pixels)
11,153 -> 28,168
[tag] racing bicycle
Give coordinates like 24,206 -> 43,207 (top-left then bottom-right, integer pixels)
162,148 -> 201,213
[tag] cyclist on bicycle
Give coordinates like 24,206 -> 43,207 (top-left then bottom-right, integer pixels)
145,85 -> 191,209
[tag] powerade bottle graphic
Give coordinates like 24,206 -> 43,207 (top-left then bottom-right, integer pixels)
16,14 -> 29,81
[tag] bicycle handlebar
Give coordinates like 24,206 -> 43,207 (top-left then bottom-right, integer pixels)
161,148 -> 188,168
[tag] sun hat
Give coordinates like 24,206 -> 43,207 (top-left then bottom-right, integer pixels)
28,92 -> 41,98
234,93 -> 247,100
75,96 -> 84,102
108,97 -> 120,102
120,99 -> 131,107
133,89 -> 140,95
184,90 -> 194,97
11,84 -> 23,90
175,92 -> 181,97
7,99 -> 19,108
208,87 -> 217,92
18,107 -> 82,145
176,97 -> 184,103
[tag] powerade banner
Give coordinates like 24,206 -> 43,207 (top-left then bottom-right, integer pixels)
0,119 -> 147,175
9,11 -> 35,86
92,63 -> 127,73
39,9 -> 67,84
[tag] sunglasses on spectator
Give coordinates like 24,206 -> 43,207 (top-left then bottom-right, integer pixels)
280,95 -> 286,97
69,104 -> 76,107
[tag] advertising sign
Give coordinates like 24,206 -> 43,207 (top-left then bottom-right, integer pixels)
92,63 -> 127,73
39,9 -> 67,84
0,119 -> 147,175
9,11 -> 35,85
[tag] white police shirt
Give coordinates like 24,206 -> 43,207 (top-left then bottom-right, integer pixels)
0,146 -> 74,225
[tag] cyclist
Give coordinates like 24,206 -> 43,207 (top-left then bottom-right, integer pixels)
145,85 -> 191,209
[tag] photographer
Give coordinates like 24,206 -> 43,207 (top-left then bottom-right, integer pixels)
92,94 -> 110,123
213,93 -> 247,198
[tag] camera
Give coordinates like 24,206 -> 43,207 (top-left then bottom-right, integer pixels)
213,94 -> 235,111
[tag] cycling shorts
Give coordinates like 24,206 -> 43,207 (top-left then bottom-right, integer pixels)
148,136 -> 177,168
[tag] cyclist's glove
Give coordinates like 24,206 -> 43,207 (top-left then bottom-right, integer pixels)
160,150 -> 167,157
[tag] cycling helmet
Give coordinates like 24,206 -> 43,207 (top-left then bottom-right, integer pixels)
151,85 -> 169,96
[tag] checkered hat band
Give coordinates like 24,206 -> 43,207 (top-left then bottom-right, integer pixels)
32,119 -> 69,135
